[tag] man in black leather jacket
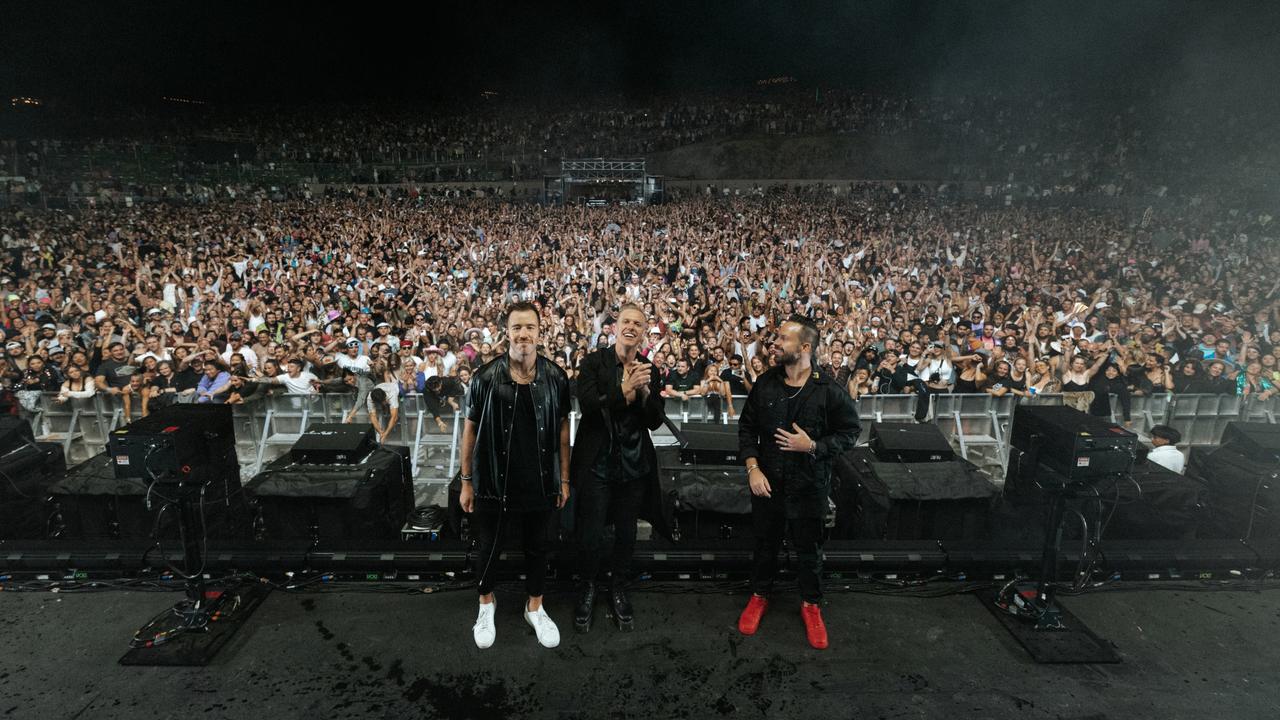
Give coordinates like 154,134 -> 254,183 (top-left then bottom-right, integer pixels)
569,303 -> 666,633
737,315 -> 861,650
459,302 -> 572,650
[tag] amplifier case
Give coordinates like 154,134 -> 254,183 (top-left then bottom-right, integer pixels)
1010,405 -> 1137,481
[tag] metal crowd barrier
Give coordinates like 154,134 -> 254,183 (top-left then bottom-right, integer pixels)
17,390 -> 466,481
19,392 -> 1279,481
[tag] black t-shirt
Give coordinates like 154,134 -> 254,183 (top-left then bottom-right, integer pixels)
149,374 -> 177,391
720,367 -> 750,396
173,367 -> 202,392
666,369 -> 699,392
483,384 -> 552,512
96,359 -> 134,389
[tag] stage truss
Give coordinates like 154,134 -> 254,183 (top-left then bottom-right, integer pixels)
544,158 -> 664,205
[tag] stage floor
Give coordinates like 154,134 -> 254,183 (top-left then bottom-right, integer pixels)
1,582 -> 1278,719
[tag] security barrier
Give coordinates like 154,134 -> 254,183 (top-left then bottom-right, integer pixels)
18,392 -> 1279,481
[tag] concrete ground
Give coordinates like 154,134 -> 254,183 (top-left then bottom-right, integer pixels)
1,581 -> 1278,719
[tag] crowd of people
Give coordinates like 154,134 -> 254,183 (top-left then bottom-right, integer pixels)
2,177 -> 1276,439
6,86 -> 1278,198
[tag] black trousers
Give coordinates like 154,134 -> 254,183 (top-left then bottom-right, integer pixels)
750,494 -> 825,603
472,508 -> 551,597
916,384 -> 945,422
577,471 -> 645,587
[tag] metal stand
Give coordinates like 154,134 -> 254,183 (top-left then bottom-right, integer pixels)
987,481 -> 1119,663
121,477 -> 268,666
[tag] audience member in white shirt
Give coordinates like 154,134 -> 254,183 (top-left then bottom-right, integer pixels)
1146,425 -> 1185,474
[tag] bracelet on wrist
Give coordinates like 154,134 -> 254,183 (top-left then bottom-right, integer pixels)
460,474 -> 473,483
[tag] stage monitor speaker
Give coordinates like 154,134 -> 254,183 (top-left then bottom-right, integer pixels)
869,421 -> 954,463
0,441 -> 67,539
998,447 -> 1206,543
0,416 -> 36,456
1010,404 -> 1136,482
49,454 -> 249,540
290,423 -> 377,465
1188,445 -> 1279,539
1099,461 -> 1204,540
246,446 -> 413,542
679,422 -> 740,466
832,448 -> 998,541
1220,422 -> 1280,463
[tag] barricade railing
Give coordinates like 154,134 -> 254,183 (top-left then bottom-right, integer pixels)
933,393 -> 1018,472
664,393 -> 742,424
21,391 -> 1278,482
859,394 -> 920,424
26,392 -> 88,462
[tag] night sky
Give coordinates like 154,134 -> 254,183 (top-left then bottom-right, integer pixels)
3,1 -> 1280,108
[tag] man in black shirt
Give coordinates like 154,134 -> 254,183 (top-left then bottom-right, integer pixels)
737,315 -> 861,650
459,302 -> 572,650
173,351 -> 206,394
874,349 -> 921,394
663,358 -> 704,401
720,354 -> 752,396
95,341 -> 138,416
95,342 -> 134,392
570,303 -> 666,633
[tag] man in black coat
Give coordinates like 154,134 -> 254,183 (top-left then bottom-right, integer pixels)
459,302 -> 572,650
569,303 -> 666,633
737,315 -> 861,649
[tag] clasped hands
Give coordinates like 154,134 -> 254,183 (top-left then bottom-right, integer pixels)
621,360 -> 651,399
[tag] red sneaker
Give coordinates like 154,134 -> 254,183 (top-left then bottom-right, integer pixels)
801,602 -> 828,649
738,594 -> 769,635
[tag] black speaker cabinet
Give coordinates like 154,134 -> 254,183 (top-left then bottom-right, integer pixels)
49,453 -> 249,540
869,421 -> 955,462
246,446 -> 413,543
1220,422 -> 1280,463
1188,445 -> 1279,539
833,448 -> 998,540
0,415 -> 36,456
1011,404 -> 1137,482
290,423 -> 377,465
678,421 -> 740,465
0,441 -> 66,539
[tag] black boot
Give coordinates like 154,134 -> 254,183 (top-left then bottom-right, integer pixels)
609,585 -> 634,632
574,582 -> 596,633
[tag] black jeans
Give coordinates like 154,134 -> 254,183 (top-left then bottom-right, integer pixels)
750,495 -> 825,603
916,384 -> 945,422
472,508 -> 551,597
577,471 -> 645,587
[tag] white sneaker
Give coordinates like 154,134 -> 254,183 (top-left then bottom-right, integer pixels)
473,599 -> 496,649
524,603 -> 560,648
